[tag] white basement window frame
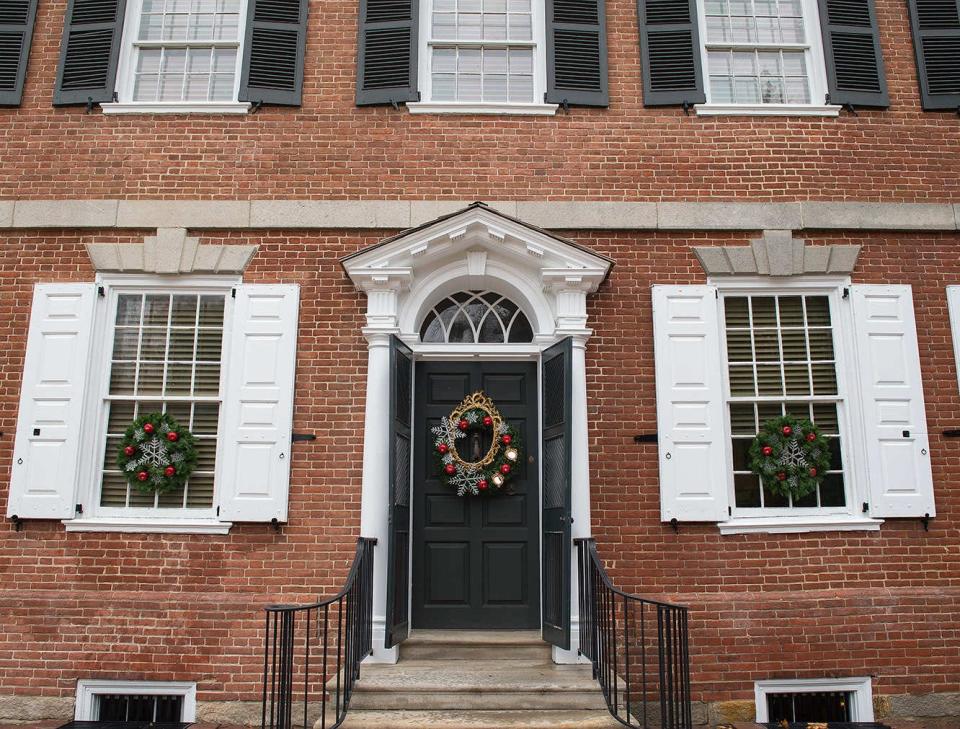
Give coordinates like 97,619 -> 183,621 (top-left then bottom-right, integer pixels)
408,0 -> 558,115
103,0 -> 252,114
694,0 -> 839,116
75,679 -> 197,722
67,274 -> 239,534
755,677 -> 874,723
714,277 -> 880,534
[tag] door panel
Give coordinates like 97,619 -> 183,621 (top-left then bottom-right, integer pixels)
413,361 -> 540,630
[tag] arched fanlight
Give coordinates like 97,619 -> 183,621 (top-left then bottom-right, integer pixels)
419,291 -> 534,344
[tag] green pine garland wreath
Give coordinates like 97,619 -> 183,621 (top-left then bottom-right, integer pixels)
116,412 -> 198,495
749,415 -> 832,500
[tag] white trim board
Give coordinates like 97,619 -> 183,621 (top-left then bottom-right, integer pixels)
754,677 -> 874,722
75,679 -> 197,721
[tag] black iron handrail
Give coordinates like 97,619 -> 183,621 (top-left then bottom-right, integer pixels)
261,537 -> 377,729
575,538 -> 692,729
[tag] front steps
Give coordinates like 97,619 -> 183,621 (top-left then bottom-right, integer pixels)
339,630 -> 620,728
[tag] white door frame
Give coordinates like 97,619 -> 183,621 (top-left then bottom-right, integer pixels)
342,205 -> 611,664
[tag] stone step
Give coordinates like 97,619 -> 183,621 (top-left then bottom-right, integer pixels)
350,661 -> 606,711
400,630 -> 552,662
337,709 -> 623,728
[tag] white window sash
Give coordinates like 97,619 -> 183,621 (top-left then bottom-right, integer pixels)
112,0 -> 249,105
417,0 -> 549,105
715,282 -> 861,520
694,0 -> 832,108
76,277 -> 239,522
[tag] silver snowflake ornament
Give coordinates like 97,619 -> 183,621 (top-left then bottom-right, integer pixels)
777,438 -> 808,469
138,437 -> 171,468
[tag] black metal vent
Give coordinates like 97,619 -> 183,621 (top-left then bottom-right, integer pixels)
98,693 -> 184,722
58,723 -> 191,729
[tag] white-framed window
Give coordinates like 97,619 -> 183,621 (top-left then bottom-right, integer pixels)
694,0 -> 836,114
75,680 -> 197,722
720,288 -> 850,515
755,677 -> 874,723
409,0 -> 555,114
105,0 -> 251,112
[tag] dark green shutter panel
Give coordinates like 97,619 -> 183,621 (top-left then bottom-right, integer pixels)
0,0 -> 39,106
356,0 -> 419,105
816,0 -> 889,107
637,0 -> 705,106
239,0 -> 308,106
907,0 -> 960,110
545,0 -> 609,107
53,0 -> 126,106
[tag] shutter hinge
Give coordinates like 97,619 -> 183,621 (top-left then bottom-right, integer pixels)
862,502 -> 869,513
842,287 -> 849,299
390,98 -> 400,110
250,100 -> 263,113
75,503 -> 83,514
825,93 -> 831,105
97,286 -> 105,298
231,288 -> 236,298
843,102 -> 857,116
561,99 -> 570,114
85,97 -> 95,113
682,100 -> 692,116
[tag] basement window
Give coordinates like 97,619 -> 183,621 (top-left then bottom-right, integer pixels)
755,678 -> 874,723
74,680 -> 197,724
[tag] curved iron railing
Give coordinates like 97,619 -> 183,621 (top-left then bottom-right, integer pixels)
575,538 -> 692,729
261,537 -> 377,729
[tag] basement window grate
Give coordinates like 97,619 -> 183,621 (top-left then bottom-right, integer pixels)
57,723 -> 192,729
767,690 -> 852,722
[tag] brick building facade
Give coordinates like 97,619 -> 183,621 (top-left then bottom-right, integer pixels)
0,0 -> 958,725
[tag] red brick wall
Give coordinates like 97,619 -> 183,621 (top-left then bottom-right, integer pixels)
2,0 -> 959,201
0,230 -> 958,707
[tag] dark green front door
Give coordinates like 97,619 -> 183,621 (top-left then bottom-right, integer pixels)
412,361 -> 540,629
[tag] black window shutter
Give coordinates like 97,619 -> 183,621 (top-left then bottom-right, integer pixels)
906,0 -> 960,110
356,0 -> 419,106
545,0 -> 609,107
0,0 -> 39,106
816,0 -> 889,107
637,0 -> 705,106
238,0 -> 308,106
53,0 -> 127,106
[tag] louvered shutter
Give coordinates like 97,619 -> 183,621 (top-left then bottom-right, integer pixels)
851,285 -> 935,518
652,285 -> 729,522
53,0 -> 127,106
356,0 -> 419,105
816,0 -> 889,107
0,0 -> 39,106
545,0 -> 609,106
238,0 -> 308,105
637,0 -> 705,106
906,0 -> 960,110
218,285 -> 299,523
7,284 -> 96,520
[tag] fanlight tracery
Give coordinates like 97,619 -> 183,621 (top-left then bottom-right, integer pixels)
419,291 -> 534,344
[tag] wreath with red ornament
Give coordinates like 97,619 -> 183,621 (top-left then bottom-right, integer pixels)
749,415 -> 831,500
432,391 -> 522,496
116,412 -> 198,495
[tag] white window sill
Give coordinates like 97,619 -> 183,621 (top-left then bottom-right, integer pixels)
695,103 -> 841,117
63,518 -> 232,534
100,102 -> 252,115
407,101 -> 558,116
718,515 -> 883,535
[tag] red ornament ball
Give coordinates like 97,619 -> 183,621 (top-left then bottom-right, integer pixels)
437,443 -> 449,454
137,471 -> 149,482
143,423 -> 155,434
501,434 -> 512,445
806,432 -> 816,442
166,431 -> 179,442
482,415 -> 493,427
478,479 -> 489,491
500,464 -> 511,475
809,467 -> 818,477
164,466 -> 176,477
123,445 -> 136,457
782,426 -> 792,435
777,471 -> 787,481
458,419 -> 470,431
761,445 -> 773,456
444,464 -> 456,475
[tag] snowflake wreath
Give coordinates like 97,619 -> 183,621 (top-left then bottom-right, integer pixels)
431,391 -> 522,497
749,415 -> 832,500
116,412 -> 198,495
